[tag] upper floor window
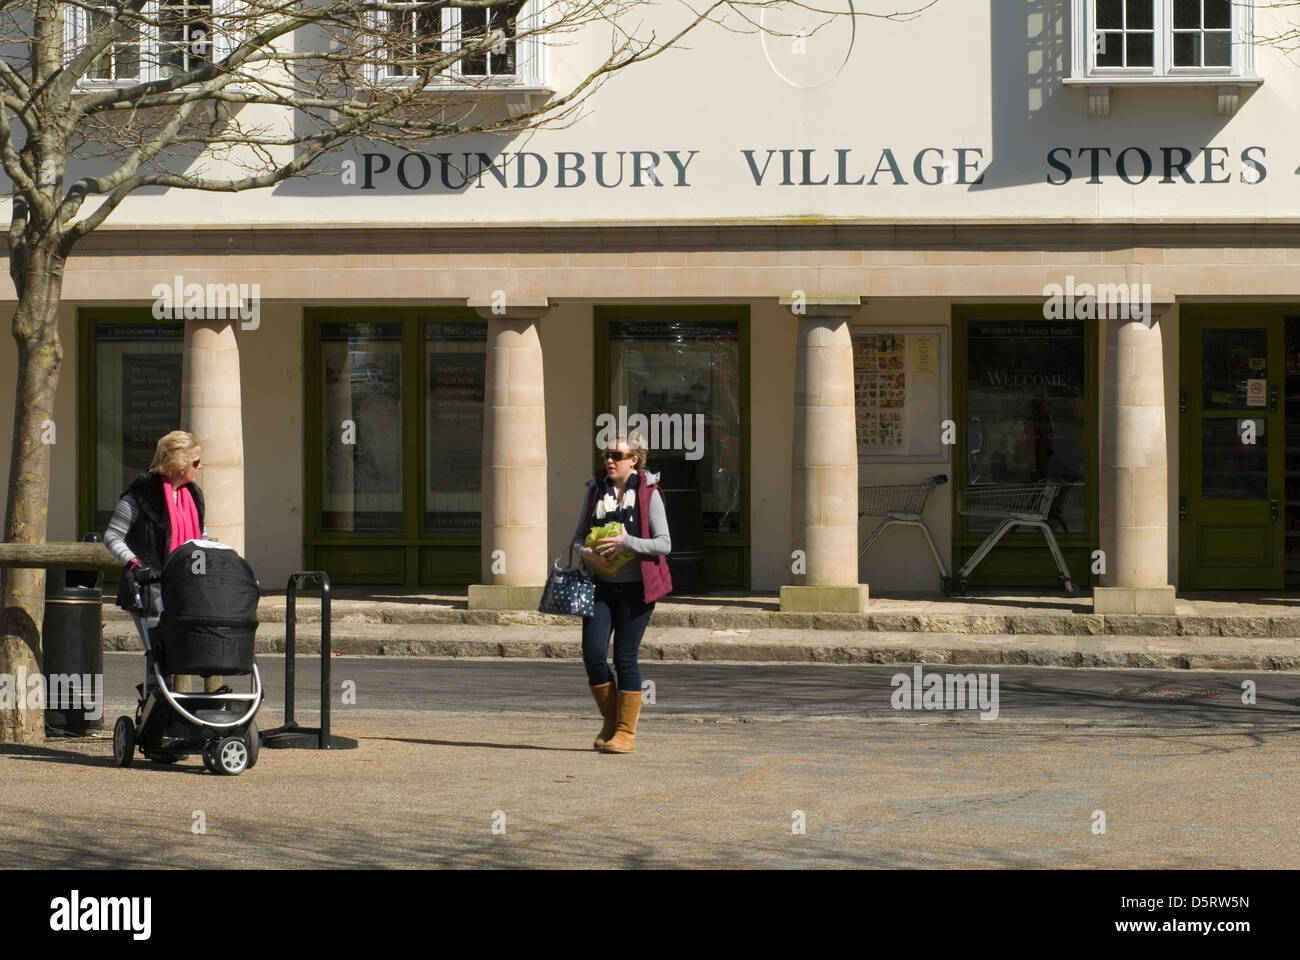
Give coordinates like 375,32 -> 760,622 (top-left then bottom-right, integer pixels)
372,1 -> 534,85
1073,0 -> 1256,78
67,1 -> 232,86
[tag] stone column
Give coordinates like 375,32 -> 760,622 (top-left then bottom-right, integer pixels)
779,297 -> 870,613
1094,310 -> 1176,614
466,299 -> 551,610
180,317 -> 246,692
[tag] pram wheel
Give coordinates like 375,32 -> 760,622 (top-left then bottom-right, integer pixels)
206,736 -> 250,776
941,576 -> 954,597
245,719 -> 260,770
112,716 -> 135,767
1059,575 -> 1079,598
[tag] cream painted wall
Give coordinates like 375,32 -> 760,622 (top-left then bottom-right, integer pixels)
0,304 -> 81,542
238,305 -> 303,585
750,301 -> 796,592
851,301 -> 956,593
6,1 -> 1300,233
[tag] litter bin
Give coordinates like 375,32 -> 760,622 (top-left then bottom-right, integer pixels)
42,533 -> 105,735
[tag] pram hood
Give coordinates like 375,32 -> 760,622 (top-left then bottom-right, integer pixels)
155,540 -> 259,676
158,540 -> 259,627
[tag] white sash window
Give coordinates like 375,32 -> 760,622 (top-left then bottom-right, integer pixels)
65,0 -> 239,86
370,1 -> 542,87
1068,0 -> 1261,113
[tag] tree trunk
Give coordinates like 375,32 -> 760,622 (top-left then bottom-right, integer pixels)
1,243 -> 66,744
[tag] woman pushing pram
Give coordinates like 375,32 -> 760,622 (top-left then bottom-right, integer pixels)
104,431 -> 263,775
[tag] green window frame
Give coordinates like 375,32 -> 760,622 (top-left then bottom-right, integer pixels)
951,305 -> 1099,588
303,308 -> 485,586
77,310 -> 186,543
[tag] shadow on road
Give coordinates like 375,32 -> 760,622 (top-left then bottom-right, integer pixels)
360,735 -> 592,753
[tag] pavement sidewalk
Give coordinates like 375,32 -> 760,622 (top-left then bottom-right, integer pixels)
96,590 -> 1300,671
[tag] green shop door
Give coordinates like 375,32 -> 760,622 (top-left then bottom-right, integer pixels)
1179,310 -> 1285,590
596,307 -> 750,591
304,310 -> 486,586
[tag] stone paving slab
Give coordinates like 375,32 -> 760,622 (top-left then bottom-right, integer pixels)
99,620 -> 1300,670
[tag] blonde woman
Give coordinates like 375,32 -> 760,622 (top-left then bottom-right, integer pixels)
104,431 -> 206,645
573,432 -> 672,754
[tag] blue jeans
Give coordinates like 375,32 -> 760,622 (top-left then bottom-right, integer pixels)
581,580 -> 654,691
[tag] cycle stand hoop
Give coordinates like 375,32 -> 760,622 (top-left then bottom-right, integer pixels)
261,570 -> 358,750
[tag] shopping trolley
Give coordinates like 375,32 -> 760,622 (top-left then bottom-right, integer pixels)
950,478 -> 1077,597
858,475 -> 949,590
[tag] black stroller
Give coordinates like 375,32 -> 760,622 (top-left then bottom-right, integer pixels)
112,540 -> 263,775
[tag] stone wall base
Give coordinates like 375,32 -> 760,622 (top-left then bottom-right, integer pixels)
779,584 -> 870,613
468,584 -> 545,611
1093,586 -> 1176,615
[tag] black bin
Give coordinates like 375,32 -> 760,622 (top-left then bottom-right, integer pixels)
42,534 -> 105,735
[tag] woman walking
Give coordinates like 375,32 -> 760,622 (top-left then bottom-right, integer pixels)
573,432 -> 672,754
104,430 -> 206,650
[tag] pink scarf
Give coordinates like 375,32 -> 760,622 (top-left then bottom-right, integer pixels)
163,480 -> 202,553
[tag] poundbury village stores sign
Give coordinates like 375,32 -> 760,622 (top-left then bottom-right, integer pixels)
346,143 -> 1271,191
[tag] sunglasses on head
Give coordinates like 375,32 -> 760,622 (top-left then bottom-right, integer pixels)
603,450 -> 633,461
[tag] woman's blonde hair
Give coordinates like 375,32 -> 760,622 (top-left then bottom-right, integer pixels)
149,430 -> 200,476
626,431 -> 649,470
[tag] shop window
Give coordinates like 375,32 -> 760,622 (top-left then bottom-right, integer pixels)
306,310 -> 485,586
424,322 -> 486,532
319,322 -> 405,532
83,320 -> 184,531
607,320 -> 742,534
955,310 -> 1097,587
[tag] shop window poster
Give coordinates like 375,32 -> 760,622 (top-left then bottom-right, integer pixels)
852,327 -> 948,463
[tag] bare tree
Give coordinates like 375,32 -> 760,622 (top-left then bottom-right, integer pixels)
0,0 -> 932,743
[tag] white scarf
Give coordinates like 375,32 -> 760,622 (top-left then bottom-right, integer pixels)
594,483 -> 636,520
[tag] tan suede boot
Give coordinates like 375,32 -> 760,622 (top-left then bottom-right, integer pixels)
600,690 -> 643,754
590,682 -> 619,750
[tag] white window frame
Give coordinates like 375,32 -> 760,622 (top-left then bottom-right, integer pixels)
366,1 -> 544,89
1066,0 -> 1261,114
65,0 -> 240,90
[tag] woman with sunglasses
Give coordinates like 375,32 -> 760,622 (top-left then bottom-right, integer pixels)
105,431 -> 207,648
573,432 -> 672,753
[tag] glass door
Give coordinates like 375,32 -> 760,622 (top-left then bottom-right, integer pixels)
305,309 -> 485,586
1180,311 -> 1285,590
597,306 -> 750,591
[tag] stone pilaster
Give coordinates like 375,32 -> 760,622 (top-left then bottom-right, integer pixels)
1094,310 -> 1176,615
180,317 -> 245,692
466,299 -> 550,610
779,297 -> 870,613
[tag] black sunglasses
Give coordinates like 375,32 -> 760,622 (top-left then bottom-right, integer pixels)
603,450 -> 633,461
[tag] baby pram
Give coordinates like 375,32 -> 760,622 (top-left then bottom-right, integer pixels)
111,539 -> 263,775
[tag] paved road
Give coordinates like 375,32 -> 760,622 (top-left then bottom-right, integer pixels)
101,653 -> 1300,726
1,655 -> 1294,870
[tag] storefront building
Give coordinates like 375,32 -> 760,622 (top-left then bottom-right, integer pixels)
4,1 -> 1300,611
